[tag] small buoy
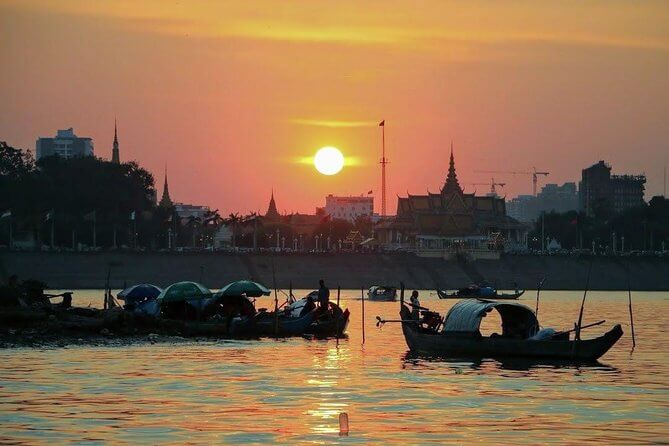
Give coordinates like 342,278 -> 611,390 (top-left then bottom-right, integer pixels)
339,412 -> 349,436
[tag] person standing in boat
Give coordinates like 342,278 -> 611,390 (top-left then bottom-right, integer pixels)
317,279 -> 330,310
410,290 -> 421,320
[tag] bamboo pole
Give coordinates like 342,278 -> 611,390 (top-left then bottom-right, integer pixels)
556,319 -> 605,336
336,285 -> 341,340
535,277 -> 545,317
575,260 -> 593,341
361,286 -> 365,345
627,264 -> 636,348
104,264 -> 112,310
272,258 -> 278,336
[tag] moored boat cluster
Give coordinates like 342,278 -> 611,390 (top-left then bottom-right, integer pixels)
0,279 -> 350,345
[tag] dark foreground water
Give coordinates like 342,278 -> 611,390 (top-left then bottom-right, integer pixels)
0,290 -> 667,444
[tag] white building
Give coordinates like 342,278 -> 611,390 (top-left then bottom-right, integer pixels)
325,194 -> 374,222
174,203 -> 210,221
36,128 -> 94,160
214,225 -> 233,248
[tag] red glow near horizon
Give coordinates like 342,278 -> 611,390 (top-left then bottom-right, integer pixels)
1,1 -> 668,214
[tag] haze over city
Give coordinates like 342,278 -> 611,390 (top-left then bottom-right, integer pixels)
1,0 -> 668,214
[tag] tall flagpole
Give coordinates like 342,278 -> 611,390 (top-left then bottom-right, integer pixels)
380,120 -> 387,217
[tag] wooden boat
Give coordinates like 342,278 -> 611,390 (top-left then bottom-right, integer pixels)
284,294 -> 350,337
308,305 -> 350,337
397,299 -> 622,361
251,309 -> 317,336
368,285 -> 397,301
437,286 -> 524,300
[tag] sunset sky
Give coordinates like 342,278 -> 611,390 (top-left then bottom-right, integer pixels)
1,1 -> 668,215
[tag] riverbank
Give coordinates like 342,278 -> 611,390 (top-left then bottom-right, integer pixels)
2,251 -> 668,290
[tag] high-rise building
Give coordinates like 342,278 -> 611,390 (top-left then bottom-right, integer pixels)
507,183 -> 579,222
325,194 -> 374,222
537,182 -> 578,213
506,195 -> 536,222
579,161 -> 645,216
35,128 -> 94,160
111,120 -> 120,164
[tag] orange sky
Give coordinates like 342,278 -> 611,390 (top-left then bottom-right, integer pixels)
1,0 -> 668,215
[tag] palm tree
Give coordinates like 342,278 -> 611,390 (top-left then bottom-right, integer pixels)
242,212 -> 261,250
225,212 -> 241,248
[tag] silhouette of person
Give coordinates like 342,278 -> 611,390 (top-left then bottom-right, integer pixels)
317,279 -> 330,310
410,290 -> 421,319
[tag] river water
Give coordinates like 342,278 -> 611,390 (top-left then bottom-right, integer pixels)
0,290 -> 667,445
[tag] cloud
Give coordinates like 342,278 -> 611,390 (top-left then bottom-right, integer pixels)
289,118 -> 378,128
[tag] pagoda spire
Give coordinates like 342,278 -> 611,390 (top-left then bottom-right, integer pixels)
441,141 -> 463,195
159,166 -> 173,208
265,189 -> 280,221
111,118 -> 120,164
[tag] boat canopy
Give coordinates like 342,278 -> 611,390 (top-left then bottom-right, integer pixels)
442,300 -> 539,338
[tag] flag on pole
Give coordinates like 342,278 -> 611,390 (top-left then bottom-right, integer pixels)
379,120 -> 385,127
1,210 -> 11,219
83,210 -> 96,221
45,210 -> 53,221
129,211 -> 136,221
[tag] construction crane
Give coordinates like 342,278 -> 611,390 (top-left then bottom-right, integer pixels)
471,178 -> 506,196
474,167 -> 549,196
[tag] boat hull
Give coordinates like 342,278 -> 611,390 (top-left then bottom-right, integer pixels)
252,310 -> 317,337
306,308 -> 350,337
367,291 -> 398,301
437,290 -> 524,300
400,306 -> 622,361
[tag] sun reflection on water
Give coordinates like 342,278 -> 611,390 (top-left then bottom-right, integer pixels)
304,346 -> 352,435
0,291 -> 667,444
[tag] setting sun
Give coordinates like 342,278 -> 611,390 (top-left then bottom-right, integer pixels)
314,146 -> 344,176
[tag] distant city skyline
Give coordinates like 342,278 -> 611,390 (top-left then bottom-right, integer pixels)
1,1 -> 668,214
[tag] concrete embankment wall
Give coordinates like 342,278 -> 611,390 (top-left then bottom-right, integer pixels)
1,252 -> 668,291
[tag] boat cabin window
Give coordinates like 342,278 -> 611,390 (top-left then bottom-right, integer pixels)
479,308 -> 503,338
496,305 -> 538,339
